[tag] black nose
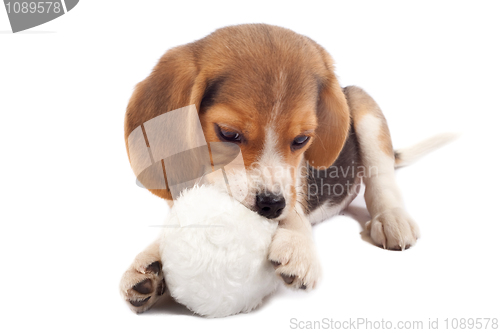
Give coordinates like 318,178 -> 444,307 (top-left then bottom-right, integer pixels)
256,193 -> 286,219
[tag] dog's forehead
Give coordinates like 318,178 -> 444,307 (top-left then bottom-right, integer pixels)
197,25 -> 324,144
198,26 -> 325,111
204,66 -> 319,125
206,82 -> 318,140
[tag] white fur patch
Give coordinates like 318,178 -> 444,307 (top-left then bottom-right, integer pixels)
307,179 -> 361,225
355,114 -> 420,249
245,127 -> 294,218
394,132 -> 459,168
159,185 -> 279,318
356,114 -> 402,210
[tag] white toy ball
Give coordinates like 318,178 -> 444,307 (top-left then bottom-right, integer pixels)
159,185 -> 279,318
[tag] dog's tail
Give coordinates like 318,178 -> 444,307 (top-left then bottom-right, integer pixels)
394,133 -> 459,168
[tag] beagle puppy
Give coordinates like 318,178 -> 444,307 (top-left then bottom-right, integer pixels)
120,24 -> 423,313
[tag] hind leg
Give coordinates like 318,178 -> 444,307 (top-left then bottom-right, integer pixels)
119,239 -> 167,313
345,86 -> 420,250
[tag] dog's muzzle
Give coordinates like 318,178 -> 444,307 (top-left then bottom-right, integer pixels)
255,193 -> 286,219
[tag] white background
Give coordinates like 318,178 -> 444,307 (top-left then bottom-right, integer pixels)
1,1 -> 499,332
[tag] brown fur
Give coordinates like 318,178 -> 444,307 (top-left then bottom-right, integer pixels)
344,86 -> 394,157
124,24 -> 351,201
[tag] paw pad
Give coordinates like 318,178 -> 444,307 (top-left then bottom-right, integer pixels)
145,261 -> 161,275
132,279 -> 153,294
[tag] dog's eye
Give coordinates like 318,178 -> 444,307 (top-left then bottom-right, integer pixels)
216,125 -> 242,143
291,135 -> 310,150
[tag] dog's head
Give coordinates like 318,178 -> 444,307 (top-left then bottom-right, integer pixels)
125,24 -> 350,220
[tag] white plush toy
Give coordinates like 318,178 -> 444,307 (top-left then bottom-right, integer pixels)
159,184 -> 279,318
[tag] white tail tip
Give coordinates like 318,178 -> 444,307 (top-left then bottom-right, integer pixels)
394,132 -> 460,168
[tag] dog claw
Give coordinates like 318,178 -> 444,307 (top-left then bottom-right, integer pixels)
280,273 -> 295,284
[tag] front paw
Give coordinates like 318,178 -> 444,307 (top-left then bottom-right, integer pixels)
119,261 -> 167,313
366,207 -> 420,250
268,228 -> 321,290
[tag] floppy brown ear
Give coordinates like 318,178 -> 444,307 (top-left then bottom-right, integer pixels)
305,73 -> 351,169
124,45 -> 207,200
